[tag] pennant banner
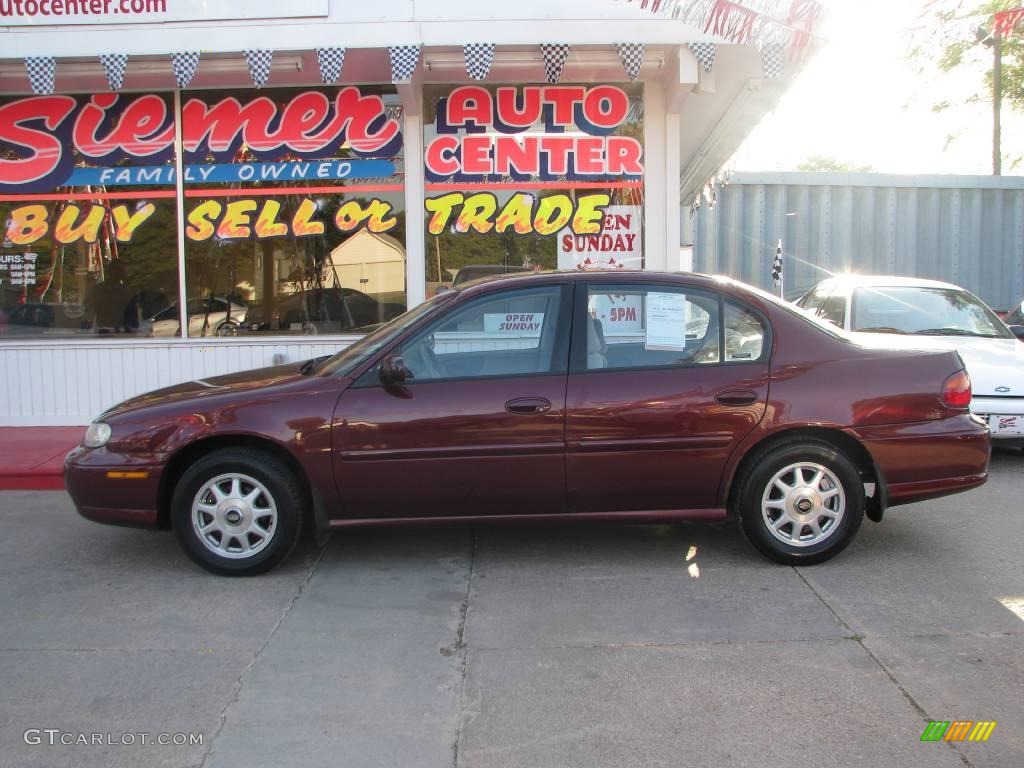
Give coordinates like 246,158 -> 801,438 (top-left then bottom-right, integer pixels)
100,54 -> 128,91
24,56 -> 55,95
995,8 -> 1024,37
616,43 -> 645,82
244,49 -> 273,88
688,42 -> 716,72
172,52 -> 200,89
625,0 -> 823,61
464,43 -> 496,81
540,44 -> 570,84
389,45 -> 421,82
760,41 -> 785,79
317,47 -> 346,83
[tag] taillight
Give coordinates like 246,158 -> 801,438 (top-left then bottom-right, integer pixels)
941,370 -> 972,409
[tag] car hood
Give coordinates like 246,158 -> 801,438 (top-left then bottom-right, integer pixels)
99,361 -> 311,420
849,332 -> 1024,396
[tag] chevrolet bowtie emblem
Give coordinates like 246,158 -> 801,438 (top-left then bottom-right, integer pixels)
995,386 -> 1012,393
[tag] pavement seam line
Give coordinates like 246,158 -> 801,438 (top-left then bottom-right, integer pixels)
194,541 -> 329,768
451,528 -> 477,768
793,567 -> 976,768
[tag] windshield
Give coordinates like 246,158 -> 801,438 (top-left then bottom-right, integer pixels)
317,291 -> 455,378
851,287 -> 1011,339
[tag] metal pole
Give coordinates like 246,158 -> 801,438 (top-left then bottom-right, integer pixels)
993,31 -> 1002,176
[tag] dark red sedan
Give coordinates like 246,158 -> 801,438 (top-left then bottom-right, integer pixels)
65,272 -> 991,576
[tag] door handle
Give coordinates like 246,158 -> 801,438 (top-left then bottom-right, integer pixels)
715,390 -> 759,407
506,397 -> 552,415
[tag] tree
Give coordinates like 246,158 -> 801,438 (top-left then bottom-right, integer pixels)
909,0 -> 1024,172
795,155 -> 874,173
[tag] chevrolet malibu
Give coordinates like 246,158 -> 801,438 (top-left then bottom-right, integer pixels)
65,272 -> 991,576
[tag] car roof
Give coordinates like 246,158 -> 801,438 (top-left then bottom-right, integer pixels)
453,269 -> 762,298
810,274 -> 963,291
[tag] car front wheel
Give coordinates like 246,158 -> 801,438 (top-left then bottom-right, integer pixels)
734,439 -> 864,565
171,449 -> 304,576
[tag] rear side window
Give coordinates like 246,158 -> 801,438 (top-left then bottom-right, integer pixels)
817,292 -> 847,327
724,302 -> 767,361
579,284 -> 722,371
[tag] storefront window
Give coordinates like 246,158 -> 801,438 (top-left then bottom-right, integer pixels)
422,84 -> 644,297
0,93 -> 180,338
180,86 -> 406,337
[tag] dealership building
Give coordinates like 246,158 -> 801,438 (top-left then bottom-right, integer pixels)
0,0 -> 810,426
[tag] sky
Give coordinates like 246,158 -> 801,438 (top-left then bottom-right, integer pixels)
733,0 -> 1024,174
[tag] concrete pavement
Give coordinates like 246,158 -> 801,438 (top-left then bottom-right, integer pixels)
1,450 -> 1021,768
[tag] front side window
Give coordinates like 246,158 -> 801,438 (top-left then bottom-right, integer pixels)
852,286 -> 1011,338
399,286 -> 564,381
581,285 -> 722,371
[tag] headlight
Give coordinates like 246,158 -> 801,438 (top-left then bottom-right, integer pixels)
83,422 -> 112,449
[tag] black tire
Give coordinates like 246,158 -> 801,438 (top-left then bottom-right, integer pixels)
733,439 -> 864,565
171,448 -> 304,576
215,322 -> 239,337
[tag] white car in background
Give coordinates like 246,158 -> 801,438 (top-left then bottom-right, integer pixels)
147,297 -> 247,337
796,275 -> 1024,445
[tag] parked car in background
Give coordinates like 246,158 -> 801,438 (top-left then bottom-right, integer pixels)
1005,297 -> 1024,336
148,297 -> 247,337
247,288 -> 404,334
0,302 -> 85,336
66,271 -> 989,576
796,275 -> 1024,444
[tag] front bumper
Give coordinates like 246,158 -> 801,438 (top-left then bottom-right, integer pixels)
849,414 -> 991,507
971,396 -> 1024,441
64,446 -> 162,529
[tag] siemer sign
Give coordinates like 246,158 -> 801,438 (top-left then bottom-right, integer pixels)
0,0 -> 329,25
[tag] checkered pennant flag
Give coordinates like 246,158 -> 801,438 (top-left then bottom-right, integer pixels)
464,43 -> 495,81
100,54 -> 128,91
541,44 -> 570,84
244,50 -> 274,88
772,240 -> 783,285
389,45 -> 420,82
616,43 -> 644,82
688,42 -> 716,72
25,56 -> 56,95
316,48 -> 346,84
760,42 -> 785,79
171,52 -> 201,89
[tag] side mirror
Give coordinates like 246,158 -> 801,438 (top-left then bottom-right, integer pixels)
378,355 -> 413,385
1009,325 -> 1024,341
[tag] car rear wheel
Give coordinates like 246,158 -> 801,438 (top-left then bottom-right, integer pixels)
171,449 -> 304,576
734,439 -> 864,565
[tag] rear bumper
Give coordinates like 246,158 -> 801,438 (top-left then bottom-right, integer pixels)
64,447 -> 162,529
849,414 -> 991,507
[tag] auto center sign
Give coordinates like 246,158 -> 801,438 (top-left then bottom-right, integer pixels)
0,0 -> 328,25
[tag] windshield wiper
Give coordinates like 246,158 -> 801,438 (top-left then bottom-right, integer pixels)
913,328 -> 992,337
299,355 -> 331,375
856,326 -> 907,334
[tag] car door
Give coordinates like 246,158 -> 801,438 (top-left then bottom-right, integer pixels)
332,283 -> 572,519
565,281 -> 771,512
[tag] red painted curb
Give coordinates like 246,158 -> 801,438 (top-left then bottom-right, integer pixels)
0,473 -> 66,491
